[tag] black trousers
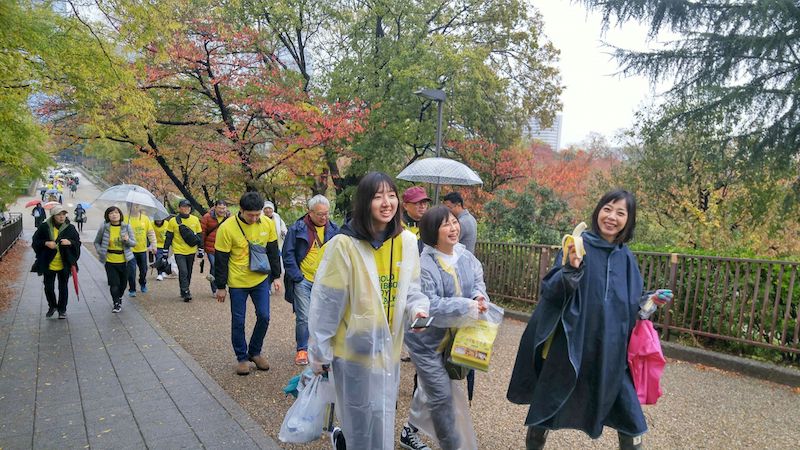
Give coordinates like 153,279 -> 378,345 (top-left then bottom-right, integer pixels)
43,268 -> 70,313
127,251 -> 148,292
175,254 -> 195,298
105,262 -> 127,306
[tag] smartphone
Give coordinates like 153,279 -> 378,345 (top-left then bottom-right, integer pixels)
409,316 -> 434,329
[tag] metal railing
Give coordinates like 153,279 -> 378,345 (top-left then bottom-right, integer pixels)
475,242 -> 800,355
0,213 -> 23,260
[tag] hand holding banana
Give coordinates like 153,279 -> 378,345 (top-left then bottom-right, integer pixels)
561,222 -> 587,268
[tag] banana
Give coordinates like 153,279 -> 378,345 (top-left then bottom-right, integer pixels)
561,222 -> 587,266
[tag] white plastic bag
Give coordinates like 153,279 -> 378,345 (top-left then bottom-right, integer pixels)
278,373 -> 336,443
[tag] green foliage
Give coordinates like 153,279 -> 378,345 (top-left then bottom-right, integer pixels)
580,0 -> 800,166
591,101 -> 800,258
481,181 -> 571,244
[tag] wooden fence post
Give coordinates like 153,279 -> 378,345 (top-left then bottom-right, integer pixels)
662,253 -> 679,341
536,247 -> 551,304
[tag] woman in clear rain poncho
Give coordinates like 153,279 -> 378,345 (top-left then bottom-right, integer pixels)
400,206 -> 490,450
307,172 -> 430,449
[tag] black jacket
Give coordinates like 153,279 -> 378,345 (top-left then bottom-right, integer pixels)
32,218 -> 81,274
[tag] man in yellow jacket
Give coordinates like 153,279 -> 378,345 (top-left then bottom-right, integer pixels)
164,199 -> 203,301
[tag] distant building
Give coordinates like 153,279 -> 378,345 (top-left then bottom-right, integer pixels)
524,114 -> 563,151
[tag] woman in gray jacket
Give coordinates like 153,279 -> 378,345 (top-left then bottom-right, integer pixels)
94,206 -> 136,313
400,206 -> 490,450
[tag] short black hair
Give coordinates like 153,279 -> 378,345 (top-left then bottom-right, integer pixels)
214,199 -> 227,207
351,172 -> 403,241
590,189 -> 637,244
442,191 -> 464,207
419,206 -> 455,247
104,206 -> 124,223
239,192 -> 264,212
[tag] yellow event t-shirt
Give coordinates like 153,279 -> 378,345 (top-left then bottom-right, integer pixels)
127,213 -> 153,253
374,237 -> 403,328
300,225 -> 326,282
49,227 -> 64,271
107,225 -> 126,264
153,222 -> 168,248
214,215 -> 277,289
167,215 -> 202,255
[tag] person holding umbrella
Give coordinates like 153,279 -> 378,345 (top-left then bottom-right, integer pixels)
94,206 -> 136,313
32,205 -> 81,319
164,199 -> 203,302
31,202 -> 46,229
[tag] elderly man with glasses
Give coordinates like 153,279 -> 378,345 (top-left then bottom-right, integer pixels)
282,195 -> 340,365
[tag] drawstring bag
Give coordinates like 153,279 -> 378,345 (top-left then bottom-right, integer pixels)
237,218 -> 271,274
449,303 -> 504,372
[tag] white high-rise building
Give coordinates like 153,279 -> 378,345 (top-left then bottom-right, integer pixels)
524,114 -> 563,151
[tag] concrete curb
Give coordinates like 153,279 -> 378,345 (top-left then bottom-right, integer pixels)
502,309 -> 800,388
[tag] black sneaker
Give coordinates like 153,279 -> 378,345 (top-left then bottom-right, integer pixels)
112,304 -> 121,313
400,423 -> 429,450
331,427 -> 346,450
58,312 -> 66,320
46,307 -> 56,318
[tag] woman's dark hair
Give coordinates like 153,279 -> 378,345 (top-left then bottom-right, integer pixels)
239,192 -> 264,212
214,199 -> 227,207
351,172 -> 403,240
419,206 -> 456,247
590,189 -> 637,244
104,206 -> 124,223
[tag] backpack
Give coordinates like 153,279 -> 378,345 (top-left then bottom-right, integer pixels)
176,216 -> 201,247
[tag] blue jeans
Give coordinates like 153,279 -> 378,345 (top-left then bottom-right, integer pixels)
294,279 -> 313,351
229,278 -> 271,362
207,253 -> 216,293
127,251 -> 148,292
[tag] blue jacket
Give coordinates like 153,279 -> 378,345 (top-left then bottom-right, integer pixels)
282,216 -> 340,284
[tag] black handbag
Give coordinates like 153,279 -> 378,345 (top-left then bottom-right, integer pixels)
236,218 -> 271,274
175,216 -> 201,247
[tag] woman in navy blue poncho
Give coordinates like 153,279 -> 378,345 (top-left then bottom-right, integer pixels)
507,190 -> 656,450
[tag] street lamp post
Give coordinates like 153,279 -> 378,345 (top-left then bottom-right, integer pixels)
414,88 -> 446,203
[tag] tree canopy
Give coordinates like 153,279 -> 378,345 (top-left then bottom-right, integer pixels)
580,0 -> 800,162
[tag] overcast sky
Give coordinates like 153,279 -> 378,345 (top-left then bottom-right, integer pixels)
533,1 -> 669,148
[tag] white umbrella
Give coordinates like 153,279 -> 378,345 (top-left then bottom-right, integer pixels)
397,157 -> 483,186
94,184 -> 170,219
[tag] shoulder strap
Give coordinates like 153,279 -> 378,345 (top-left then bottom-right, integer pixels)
235,216 -> 252,243
176,215 -> 182,225
206,216 -> 226,235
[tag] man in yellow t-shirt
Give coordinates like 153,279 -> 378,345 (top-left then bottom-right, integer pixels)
281,195 -> 339,365
125,206 -> 156,297
164,199 -> 203,301
214,192 -> 282,376
153,217 -> 170,280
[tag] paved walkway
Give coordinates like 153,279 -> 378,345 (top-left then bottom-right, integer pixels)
0,235 -> 280,448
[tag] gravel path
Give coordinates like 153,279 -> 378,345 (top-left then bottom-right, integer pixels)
12,168 -> 799,449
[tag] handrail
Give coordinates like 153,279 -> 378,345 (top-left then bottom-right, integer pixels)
0,213 -> 23,260
474,241 -> 800,355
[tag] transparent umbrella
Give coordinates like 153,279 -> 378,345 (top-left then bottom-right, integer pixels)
94,184 -> 170,219
397,157 -> 483,186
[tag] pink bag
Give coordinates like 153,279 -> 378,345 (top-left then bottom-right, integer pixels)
627,319 -> 666,405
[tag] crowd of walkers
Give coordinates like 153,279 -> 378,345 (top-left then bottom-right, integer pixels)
29,166 -> 672,450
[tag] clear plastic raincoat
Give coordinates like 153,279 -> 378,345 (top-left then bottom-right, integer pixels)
308,228 -> 429,449
405,243 -> 488,450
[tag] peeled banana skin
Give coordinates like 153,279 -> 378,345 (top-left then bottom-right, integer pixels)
561,222 -> 587,266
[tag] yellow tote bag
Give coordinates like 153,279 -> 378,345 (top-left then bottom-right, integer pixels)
449,304 -> 504,372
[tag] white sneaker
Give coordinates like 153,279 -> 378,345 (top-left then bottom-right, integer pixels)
156,274 -> 164,281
